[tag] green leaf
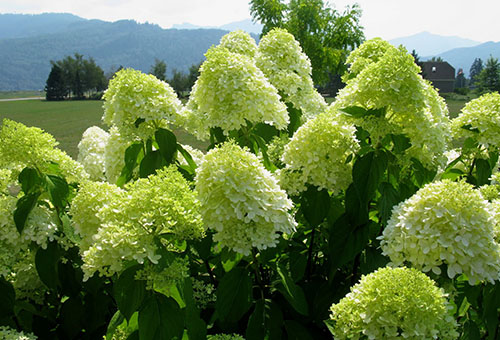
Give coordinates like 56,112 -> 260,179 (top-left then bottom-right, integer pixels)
192,233 -> 213,261
220,248 -> 243,272
106,311 -> 126,340
340,106 -> 385,118
215,267 -> 252,323
301,186 -> 330,227
127,331 -> 140,340
18,167 -> 43,194
462,320 -> 481,340
289,251 -> 308,282
155,128 -> 177,165
45,174 -> 69,209
391,134 -> 411,154
352,150 -> 387,205
284,320 -> 314,340
138,294 -> 184,340
0,277 -> 15,318
246,300 -> 266,340
440,168 -> 465,181
377,182 -> 400,225
253,123 -> 279,142
134,118 -> 146,127
483,285 -> 500,339
475,158 -> 492,186
461,124 -> 480,133
117,142 -> 144,186
286,103 -> 302,135
411,158 -> 436,187
35,241 -> 61,290
182,278 -> 206,340
114,265 -> 146,322
276,263 -> 308,315
139,150 -> 166,178
177,144 -> 197,172
60,296 -> 84,339
14,192 -> 39,233
246,300 -> 283,340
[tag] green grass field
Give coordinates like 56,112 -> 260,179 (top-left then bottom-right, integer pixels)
0,96 -> 470,160
0,99 -> 207,159
0,91 -> 45,99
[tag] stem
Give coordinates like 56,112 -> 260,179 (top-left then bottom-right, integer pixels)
252,249 -> 265,300
306,226 -> 316,281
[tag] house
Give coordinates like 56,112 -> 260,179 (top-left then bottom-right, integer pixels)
422,61 -> 455,93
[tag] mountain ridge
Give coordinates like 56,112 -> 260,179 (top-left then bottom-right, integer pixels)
389,31 -> 482,57
0,14 -> 235,90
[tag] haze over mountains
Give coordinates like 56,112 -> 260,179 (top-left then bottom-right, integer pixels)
1,13 -> 500,90
0,13 -> 248,91
389,31 -> 500,77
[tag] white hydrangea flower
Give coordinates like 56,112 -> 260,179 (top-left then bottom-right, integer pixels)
0,326 -> 37,340
102,68 -> 183,140
77,126 -> 110,181
79,166 -> 203,279
195,142 -> 296,255
380,180 -> 500,284
451,92 -> 500,148
104,126 -> 137,184
280,111 -> 359,195
218,30 -> 258,58
183,47 -> 288,140
329,267 -> 458,340
332,39 -> 451,171
256,28 -> 326,118
0,119 -> 88,182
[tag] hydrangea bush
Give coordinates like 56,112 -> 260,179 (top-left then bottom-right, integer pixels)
1,31 -> 499,339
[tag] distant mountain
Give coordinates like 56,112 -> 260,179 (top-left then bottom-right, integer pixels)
0,14 -> 235,90
0,13 -> 86,39
424,41 -> 500,77
389,31 -> 481,57
172,18 -> 262,35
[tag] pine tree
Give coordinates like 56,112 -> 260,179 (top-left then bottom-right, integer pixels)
477,57 -> 500,94
45,64 -> 66,101
469,58 -> 483,87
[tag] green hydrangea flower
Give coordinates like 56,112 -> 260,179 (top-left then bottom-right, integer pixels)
451,92 -> 500,148
195,142 -> 296,255
70,180 -> 125,251
102,68 -> 183,140
0,326 -> 37,340
0,119 -> 88,182
0,195 -> 57,302
104,126 -> 137,184
343,37 -> 396,79
183,47 -> 288,140
328,267 -> 458,340
0,168 -> 12,195
280,111 -> 359,195
80,166 -> 203,279
380,180 -> 500,284
77,126 -> 109,181
256,28 -> 326,118
332,39 -> 450,171
219,30 -> 258,58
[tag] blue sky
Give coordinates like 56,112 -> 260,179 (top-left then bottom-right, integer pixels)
1,0 -> 498,42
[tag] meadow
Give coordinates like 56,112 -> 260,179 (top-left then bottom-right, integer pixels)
0,99 -> 207,158
0,95 -> 469,159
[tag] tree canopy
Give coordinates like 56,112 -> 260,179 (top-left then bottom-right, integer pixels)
477,56 -> 500,94
250,0 -> 364,86
46,53 -> 107,100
